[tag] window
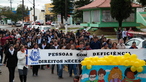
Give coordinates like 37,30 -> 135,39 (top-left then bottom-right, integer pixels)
83,11 -> 90,23
48,8 -> 53,11
102,10 -> 116,22
92,10 -> 100,22
125,40 -> 134,46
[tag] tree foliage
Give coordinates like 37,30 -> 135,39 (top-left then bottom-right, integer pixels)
16,4 -> 29,21
52,0 -> 73,23
138,0 -> 146,7
73,0 -> 92,22
110,0 -> 132,27
0,5 -> 29,22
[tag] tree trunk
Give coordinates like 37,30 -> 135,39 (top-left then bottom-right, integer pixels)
61,14 -> 63,24
118,20 -> 123,28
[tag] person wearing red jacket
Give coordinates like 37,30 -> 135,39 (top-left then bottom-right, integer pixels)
127,27 -> 133,40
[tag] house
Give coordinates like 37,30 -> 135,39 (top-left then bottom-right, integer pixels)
78,0 -> 141,28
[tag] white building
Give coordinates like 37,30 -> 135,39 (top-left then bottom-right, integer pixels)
29,8 -> 45,22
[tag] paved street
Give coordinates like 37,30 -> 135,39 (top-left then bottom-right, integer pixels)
0,65 -> 73,82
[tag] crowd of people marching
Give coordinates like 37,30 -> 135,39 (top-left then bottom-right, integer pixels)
0,27 -> 137,82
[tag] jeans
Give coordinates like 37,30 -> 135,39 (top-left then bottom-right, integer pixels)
68,64 -> 77,76
57,64 -> 64,77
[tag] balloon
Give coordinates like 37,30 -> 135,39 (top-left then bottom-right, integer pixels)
81,61 -> 86,66
134,61 -> 140,67
131,66 -> 137,72
93,56 -> 99,61
82,66 -> 86,70
86,60 -> 91,65
137,67 -> 143,72
84,57 -> 89,61
124,60 -> 129,66
86,65 -> 92,69
131,54 -> 137,59
124,53 -> 130,57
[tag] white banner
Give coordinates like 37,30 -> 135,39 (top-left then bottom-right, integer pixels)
27,49 -> 146,65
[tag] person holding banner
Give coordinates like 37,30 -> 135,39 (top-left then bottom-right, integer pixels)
50,40 -> 60,74
3,44 -> 18,82
76,42 -> 85,75
32,44 -> 40,76
17,45 -> 28,82
68,44 -> 78,77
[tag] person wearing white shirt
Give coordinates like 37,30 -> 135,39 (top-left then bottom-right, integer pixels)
122,28 -> 127,43
17,45 -> 28,82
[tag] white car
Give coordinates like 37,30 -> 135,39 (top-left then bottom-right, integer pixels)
125,38 -> 146,49
38,26 -> 51,33
27,25 -> 39,30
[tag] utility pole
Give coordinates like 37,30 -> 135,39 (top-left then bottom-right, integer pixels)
9,0 -> 12,11
65,0 -> 68,34
33,0 -> 35,22
22,0 -> 24,22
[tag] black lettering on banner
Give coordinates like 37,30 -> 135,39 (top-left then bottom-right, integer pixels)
62,53 -> 65,56
117,52 -> 121,55
106,52 -> 109,55
56,53 -> 58,56
104,52 -> 106,55
113,51 -> 116,55
122,52 -> 125,55
48,53 -> 51,56
93,53 -> 96,56
97,52 -> 99,55
77,53 -> 87,57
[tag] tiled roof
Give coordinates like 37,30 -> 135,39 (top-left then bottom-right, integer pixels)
78,0 -> 142,10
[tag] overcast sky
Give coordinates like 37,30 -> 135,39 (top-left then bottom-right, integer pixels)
0,0 -> 52,9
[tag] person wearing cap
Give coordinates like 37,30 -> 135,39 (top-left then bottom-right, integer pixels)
3,44 -> 18,82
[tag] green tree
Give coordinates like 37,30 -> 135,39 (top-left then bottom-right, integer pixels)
73,0 -> 92,23
16,4 -> 29,21
139,0 -> 146,6
52,0 -> 73,24
110,0 -> 132,27
0,7 -> 18,22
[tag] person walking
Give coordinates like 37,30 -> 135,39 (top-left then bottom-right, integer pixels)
68,44 -> 78,77
3,44 -> 18,82
17,45 -> 28,82
122,28 -> 127,43
50,40 -> 60,74
32,44 -> 40,76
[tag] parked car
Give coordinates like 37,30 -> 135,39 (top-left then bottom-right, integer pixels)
38,26 -> 51,33
27,25 -> 39,30
22,22 -> 31,29
51,21 -> 57,26
35,20 -> 44,25
125,38 -> 146,49
15,22 -> 22,27
46,21 -> 52,25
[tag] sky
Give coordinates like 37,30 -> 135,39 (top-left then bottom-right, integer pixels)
0,0 -> 52,9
